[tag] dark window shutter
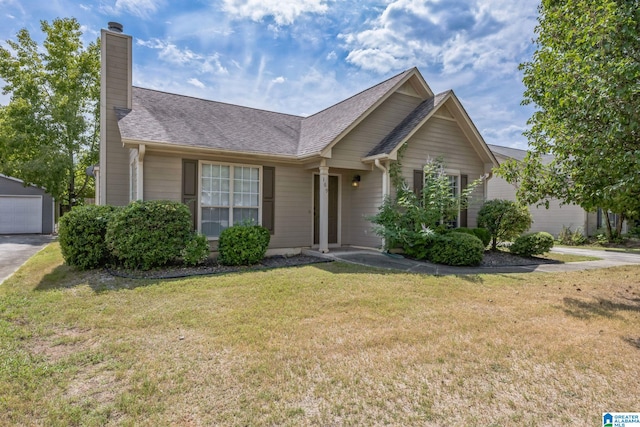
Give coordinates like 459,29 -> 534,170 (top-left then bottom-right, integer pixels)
182,159 -> 198,230
413,169 -> 423,197
460,174 -> 468,228
262,166 -> 275,234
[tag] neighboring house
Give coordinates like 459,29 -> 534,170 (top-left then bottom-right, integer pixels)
97,22 -> 498,254
487,144 -> 601,237
0,174 -> 55,234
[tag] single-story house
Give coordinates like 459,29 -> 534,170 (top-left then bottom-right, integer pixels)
486,144 -> 609,237
0,174 -> 55,234
97,22 -> 498,254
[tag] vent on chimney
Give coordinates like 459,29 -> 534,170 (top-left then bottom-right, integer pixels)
108,22 -> 123,33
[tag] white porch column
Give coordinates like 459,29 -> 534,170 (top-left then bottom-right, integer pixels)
137,144 -> 145,201
319,162 -> 330,253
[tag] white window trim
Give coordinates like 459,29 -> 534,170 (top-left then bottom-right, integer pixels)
198,161 -> 263,240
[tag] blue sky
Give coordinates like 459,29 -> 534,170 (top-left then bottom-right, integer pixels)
1,0 -> 540,149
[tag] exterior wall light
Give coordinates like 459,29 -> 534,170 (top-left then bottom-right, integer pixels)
352,175 -> 361,188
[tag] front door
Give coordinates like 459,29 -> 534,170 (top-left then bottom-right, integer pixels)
313,175 -> 339,245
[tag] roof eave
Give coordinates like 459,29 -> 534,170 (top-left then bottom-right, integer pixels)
361,153 -> 396,163
122,138 -> 301,163
446,94 -> 500,167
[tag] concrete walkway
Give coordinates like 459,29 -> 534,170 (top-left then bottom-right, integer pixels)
304,246 -> 640,275
0,235 -> 55,284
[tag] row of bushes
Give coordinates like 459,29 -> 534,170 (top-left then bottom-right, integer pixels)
58,200 -> 270,270
403,227 -> 555,266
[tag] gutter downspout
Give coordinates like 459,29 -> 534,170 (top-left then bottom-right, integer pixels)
374,159 -> 390,250
374,159 -> 389,199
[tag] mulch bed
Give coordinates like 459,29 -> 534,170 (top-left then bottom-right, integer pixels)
106,250 -> 558,280
480,250 -> 559,267
106,254 -> 332,280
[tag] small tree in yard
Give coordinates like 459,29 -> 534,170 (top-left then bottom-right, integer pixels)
0,18 -> 99,211
370,157 -> 483,256
478,199 -> 532,250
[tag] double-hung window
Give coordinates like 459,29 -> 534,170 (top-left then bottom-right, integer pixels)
200,163 -> 261,238
445,173 -> 460,228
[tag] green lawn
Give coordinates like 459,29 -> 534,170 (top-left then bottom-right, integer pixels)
2,243 -> 639,426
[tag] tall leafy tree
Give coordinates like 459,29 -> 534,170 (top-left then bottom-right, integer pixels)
0,18 -> 99,210
499,0 -> 640,238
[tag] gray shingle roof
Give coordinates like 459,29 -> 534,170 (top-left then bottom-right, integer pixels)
366,91 -> 450,157
488,144 -> 554,164
117,68 -> 420,158
118,88 -> 302,156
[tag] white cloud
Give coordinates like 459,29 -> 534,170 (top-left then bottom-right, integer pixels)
187,78 -> 206,89
340,0 -> 538,77
326,50 -> 337,61
271,76 -> 286,84
137,38 -> 228,74
137,38 -> 199,64
222,0 -> 329,25
103,0 -> 164,19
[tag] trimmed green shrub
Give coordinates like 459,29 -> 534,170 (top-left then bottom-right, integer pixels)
449,227 -> 476,237
403,228 -> 436,260
182,233 -> 210,266
471,227 -> 491,248
510,232 -> 554,257
443,227 -> 490,248
478,200 -> 532,250
58,205 -> 120,270
427,232 -> 484,266
105,200 -> 193,270
218,224 -> 270,266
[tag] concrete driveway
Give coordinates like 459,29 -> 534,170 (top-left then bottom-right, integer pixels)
0,235 -> 55,284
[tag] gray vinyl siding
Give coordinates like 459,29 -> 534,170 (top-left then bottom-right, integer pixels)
487,171 -> 588,237
341,169 -> 384,248
328,92 -> 423,170
143,154 -> 182,202
101,30 -> 131,206
269,165 -> 313,249
401,116 -> 486,227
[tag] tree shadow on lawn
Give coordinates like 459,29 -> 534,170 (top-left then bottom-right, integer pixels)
563,295 -> 640,350
35,257 -> 341,293
34,264 -> 181,293
563,295 -> 640,320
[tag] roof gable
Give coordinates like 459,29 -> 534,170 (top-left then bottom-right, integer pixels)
365,91 -> 498,167
297,68 -> 432,157
366,91 -> 450,158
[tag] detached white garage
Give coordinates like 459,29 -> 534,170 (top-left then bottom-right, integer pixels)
0,175 -> 54,235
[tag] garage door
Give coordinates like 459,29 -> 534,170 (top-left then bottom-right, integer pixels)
0,196 -> 42,234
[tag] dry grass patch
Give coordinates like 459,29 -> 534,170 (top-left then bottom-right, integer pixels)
1,243 -> 639,425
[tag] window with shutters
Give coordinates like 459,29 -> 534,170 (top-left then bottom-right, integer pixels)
200,162 -> 261,238
445,174 -> 459,228
413,168 -> 467,228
